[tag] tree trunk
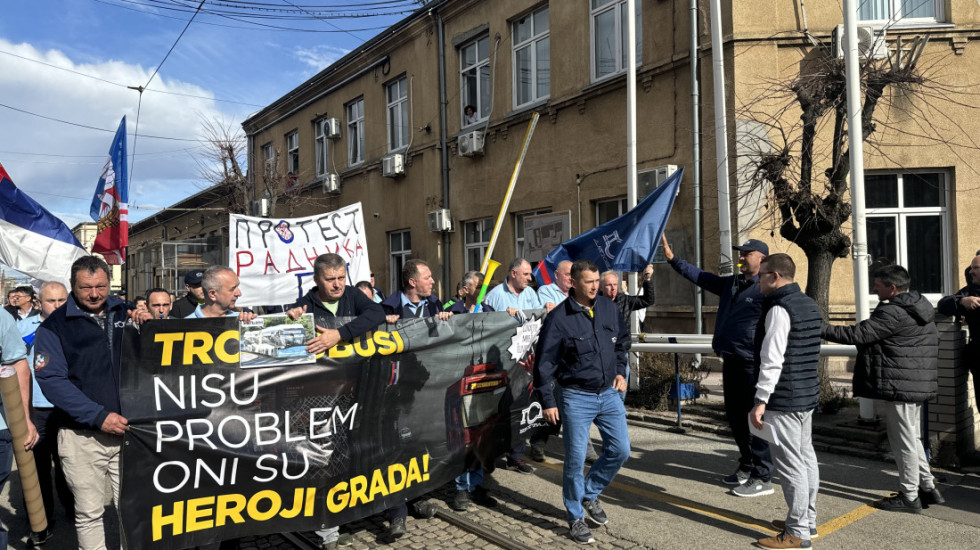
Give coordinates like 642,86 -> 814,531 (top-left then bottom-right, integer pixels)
803,248 -> 836,316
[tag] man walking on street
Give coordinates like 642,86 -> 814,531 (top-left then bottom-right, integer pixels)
34,256 -> 138,549
661,234 -> 773,495
749,254 -> 822,549
823,264 -> 943,513
534,259 -> 631,544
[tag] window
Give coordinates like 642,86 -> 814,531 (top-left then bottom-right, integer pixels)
286,131 -> 299,175
389,230 -> 411,292
464,218 -> 493,272
591,0 -> 642,81
460,36 -> 491,126
596,196 -> 627,225
314,120 -> 329,179
261,143 -> 275,179
515,209 -> 551,258
386,77 -> 409,152
346,98 -> 364,166
858,0 -> 941,23
513,6 -> 550,108
866,172 -> 949,299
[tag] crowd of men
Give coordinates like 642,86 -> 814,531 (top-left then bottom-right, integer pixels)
0,237 -> 974,548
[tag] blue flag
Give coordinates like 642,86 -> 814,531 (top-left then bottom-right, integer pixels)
534,167 -> 683,285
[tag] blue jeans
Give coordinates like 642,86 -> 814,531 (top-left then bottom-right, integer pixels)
559,387 -> 630,523
0,429 -> 12,549
455,468 -> 484,492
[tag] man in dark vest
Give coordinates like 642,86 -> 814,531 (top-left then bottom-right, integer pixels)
824,264 -> 942,514
749,253 -> 822,549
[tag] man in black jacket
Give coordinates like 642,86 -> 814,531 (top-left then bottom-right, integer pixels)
823,264 -> 943,514
170,270 -> 205,319
938,253 -> 980,411
286,253 -> 384,355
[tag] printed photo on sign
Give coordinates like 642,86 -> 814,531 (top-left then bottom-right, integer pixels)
240,313 -> 316,368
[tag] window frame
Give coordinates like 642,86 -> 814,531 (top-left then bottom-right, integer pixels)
386,76 -> 409,153
512,5 -> 550,109
865,170 -> 951,305
285,131 -> 299,175
595,196 -> 628,226
857,0 -> 944,25
459,35 -> 491,127
346,97 -> 365,166
464,217 -> 494,272
590,0 -> 642,82
314,119 -> 328,179
389,229 -> 412,293
261,143 -> 275,180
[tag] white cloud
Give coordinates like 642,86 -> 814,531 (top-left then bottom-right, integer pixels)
0,39 -> 243,225
293,45 -> 349,75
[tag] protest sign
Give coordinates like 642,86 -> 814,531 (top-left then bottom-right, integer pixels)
119,311 -> 549,549
230,203 -> 370,307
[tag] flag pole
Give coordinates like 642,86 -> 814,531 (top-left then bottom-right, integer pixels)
479,112 -> 540,275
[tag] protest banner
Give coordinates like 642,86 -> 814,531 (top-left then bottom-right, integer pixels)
119,311 -> 549,549
230,203 -> 370,307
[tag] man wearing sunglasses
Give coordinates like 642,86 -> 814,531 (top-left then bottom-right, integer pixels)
661,234 -> 774,497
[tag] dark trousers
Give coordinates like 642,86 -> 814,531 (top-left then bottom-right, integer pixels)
722,354 -> 772,481
32,407 -> 74,521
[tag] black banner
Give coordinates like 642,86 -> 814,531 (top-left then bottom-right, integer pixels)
119,312 -> 551,549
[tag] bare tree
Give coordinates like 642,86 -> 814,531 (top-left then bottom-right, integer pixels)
197,116 -> 331,218
735,36 -> 975,311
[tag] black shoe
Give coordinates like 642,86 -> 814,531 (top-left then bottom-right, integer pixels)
919,487 -> 945,506
471,486 -> 498,508
722,469 -> 751,486
29,527 -> 53,546
569,518 -> 594,544
387,517 -> 406,538
529,445 -> 546,462
450,489 -> 471,511
582,498 -> 608,525
411,499 -> 437,519
874,493 -> 922,514
506,458 -> 534,474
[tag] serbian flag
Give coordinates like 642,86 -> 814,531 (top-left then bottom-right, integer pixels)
534,167 -> 683,285
90,117 -> 129,264
0,162 -> 88,283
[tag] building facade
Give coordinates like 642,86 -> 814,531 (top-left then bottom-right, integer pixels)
132,0 -> 980,333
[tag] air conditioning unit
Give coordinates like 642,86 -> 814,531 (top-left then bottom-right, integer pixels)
325,118 -> 341,139
831,24 -> 887,60
250,198 -> 269,217
427,209 -> 453,232
382,153 -> 405,178
638,164 -> 679,197
322,173 -> 340,194
458,130 -> 485,157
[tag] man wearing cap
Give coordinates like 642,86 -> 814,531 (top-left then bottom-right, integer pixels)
171,270 -> 206,319
661,234 -> 774,497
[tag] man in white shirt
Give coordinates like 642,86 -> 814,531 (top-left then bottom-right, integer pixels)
748,254 -> 822,550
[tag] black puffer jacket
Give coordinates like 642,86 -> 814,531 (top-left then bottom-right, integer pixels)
822,291 -> 938,402
938,282 -> 980,348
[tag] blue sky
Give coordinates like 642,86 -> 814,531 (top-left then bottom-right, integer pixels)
0,0 -> 418,233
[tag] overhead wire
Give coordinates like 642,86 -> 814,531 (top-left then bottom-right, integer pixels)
0,101 -> 207,142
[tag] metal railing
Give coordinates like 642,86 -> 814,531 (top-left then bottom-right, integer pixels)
629,334 -> 858,431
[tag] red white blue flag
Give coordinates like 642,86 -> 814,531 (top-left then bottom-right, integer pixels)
90,117 -> 129,265
0,162 -> 88,283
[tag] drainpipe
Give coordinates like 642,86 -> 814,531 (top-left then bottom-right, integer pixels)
690,0 -> 704,344
432,8 -> 451,298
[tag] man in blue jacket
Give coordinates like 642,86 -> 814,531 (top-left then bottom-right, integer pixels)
661,234 -> 773,497
378,259 -> 448,538
34,256 -> 139,550
534,259 -> 631,544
